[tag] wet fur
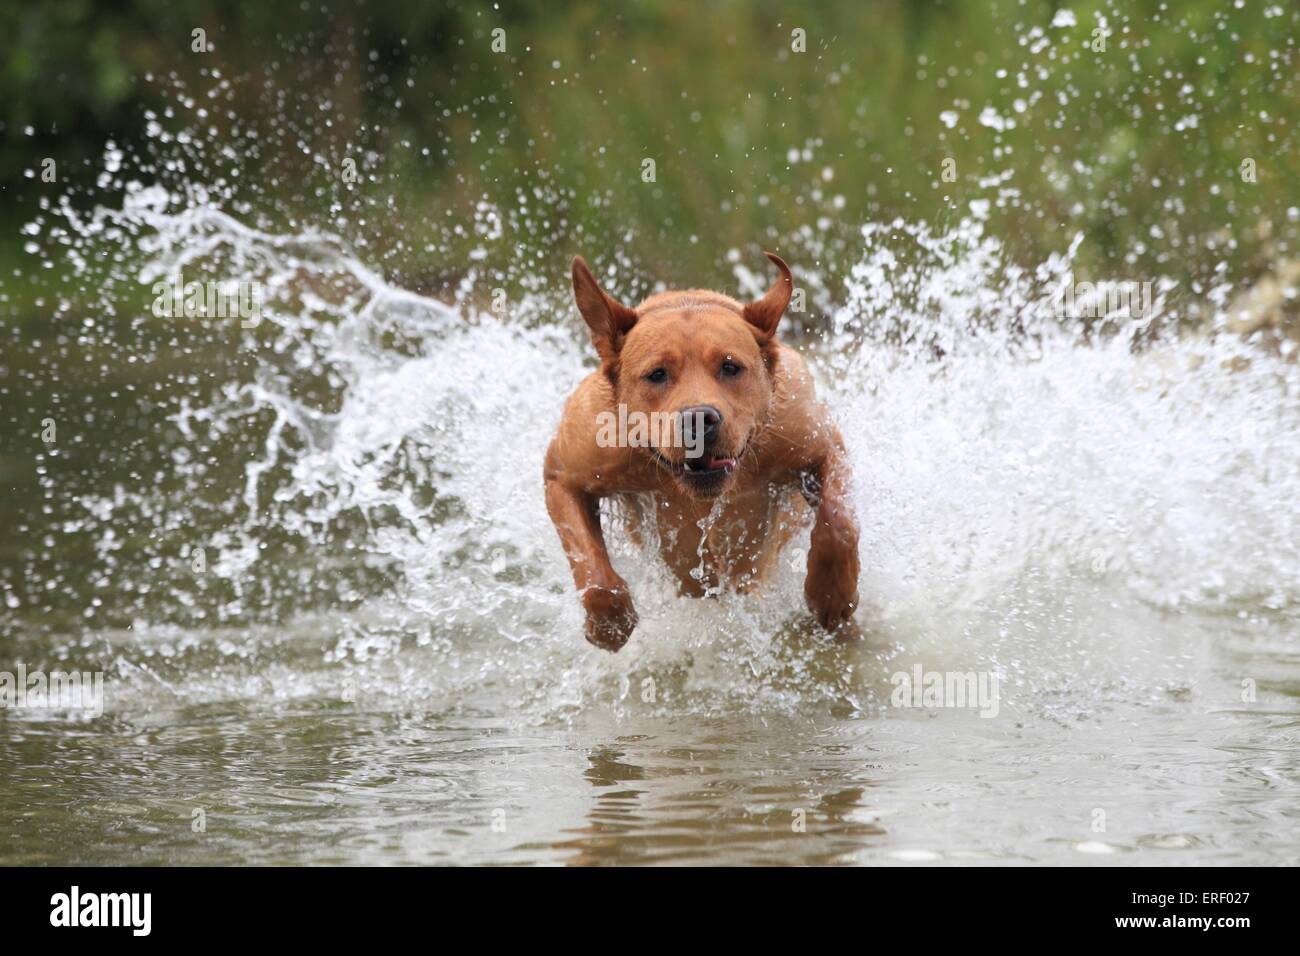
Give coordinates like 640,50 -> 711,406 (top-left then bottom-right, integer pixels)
544,253 -> 861,650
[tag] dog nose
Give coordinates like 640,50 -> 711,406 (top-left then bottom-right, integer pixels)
679,405 -> 723,451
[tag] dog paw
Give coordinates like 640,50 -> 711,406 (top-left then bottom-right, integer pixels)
805,569 -> 859,640
807,602 -> 861,641
583,582 -> 638,651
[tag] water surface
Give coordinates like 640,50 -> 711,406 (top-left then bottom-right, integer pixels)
3,103 -> 1299,869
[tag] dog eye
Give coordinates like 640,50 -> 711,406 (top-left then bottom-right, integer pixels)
720,361 -> 743,378
645,368 -> 668,384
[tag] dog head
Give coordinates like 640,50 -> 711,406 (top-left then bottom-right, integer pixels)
571,252 -> 792,498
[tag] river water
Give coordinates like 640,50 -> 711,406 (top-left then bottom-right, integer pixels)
2,147 -> 1298,865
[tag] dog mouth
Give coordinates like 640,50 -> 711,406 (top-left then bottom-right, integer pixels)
650,447 -> 744,491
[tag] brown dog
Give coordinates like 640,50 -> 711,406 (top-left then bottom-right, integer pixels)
544,252 -> 860,650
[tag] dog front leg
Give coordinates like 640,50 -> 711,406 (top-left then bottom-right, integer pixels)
544,477 -> 638,651
802,441 -> 861,639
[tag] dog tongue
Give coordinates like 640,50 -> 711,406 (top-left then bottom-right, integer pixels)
708,456 -> 737,472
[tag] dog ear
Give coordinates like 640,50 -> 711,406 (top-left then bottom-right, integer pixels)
571,256 -> 638,362
742,251 -> 792,344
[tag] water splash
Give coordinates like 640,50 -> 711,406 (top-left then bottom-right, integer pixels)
14,136 -> 1300,730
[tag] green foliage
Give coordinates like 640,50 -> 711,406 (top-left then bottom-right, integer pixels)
1,0 -> 1297,293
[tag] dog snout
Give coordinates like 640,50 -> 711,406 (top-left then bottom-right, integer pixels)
679,405 -> 723,457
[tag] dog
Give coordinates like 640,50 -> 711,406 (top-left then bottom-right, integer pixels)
544,252 -> 860,650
